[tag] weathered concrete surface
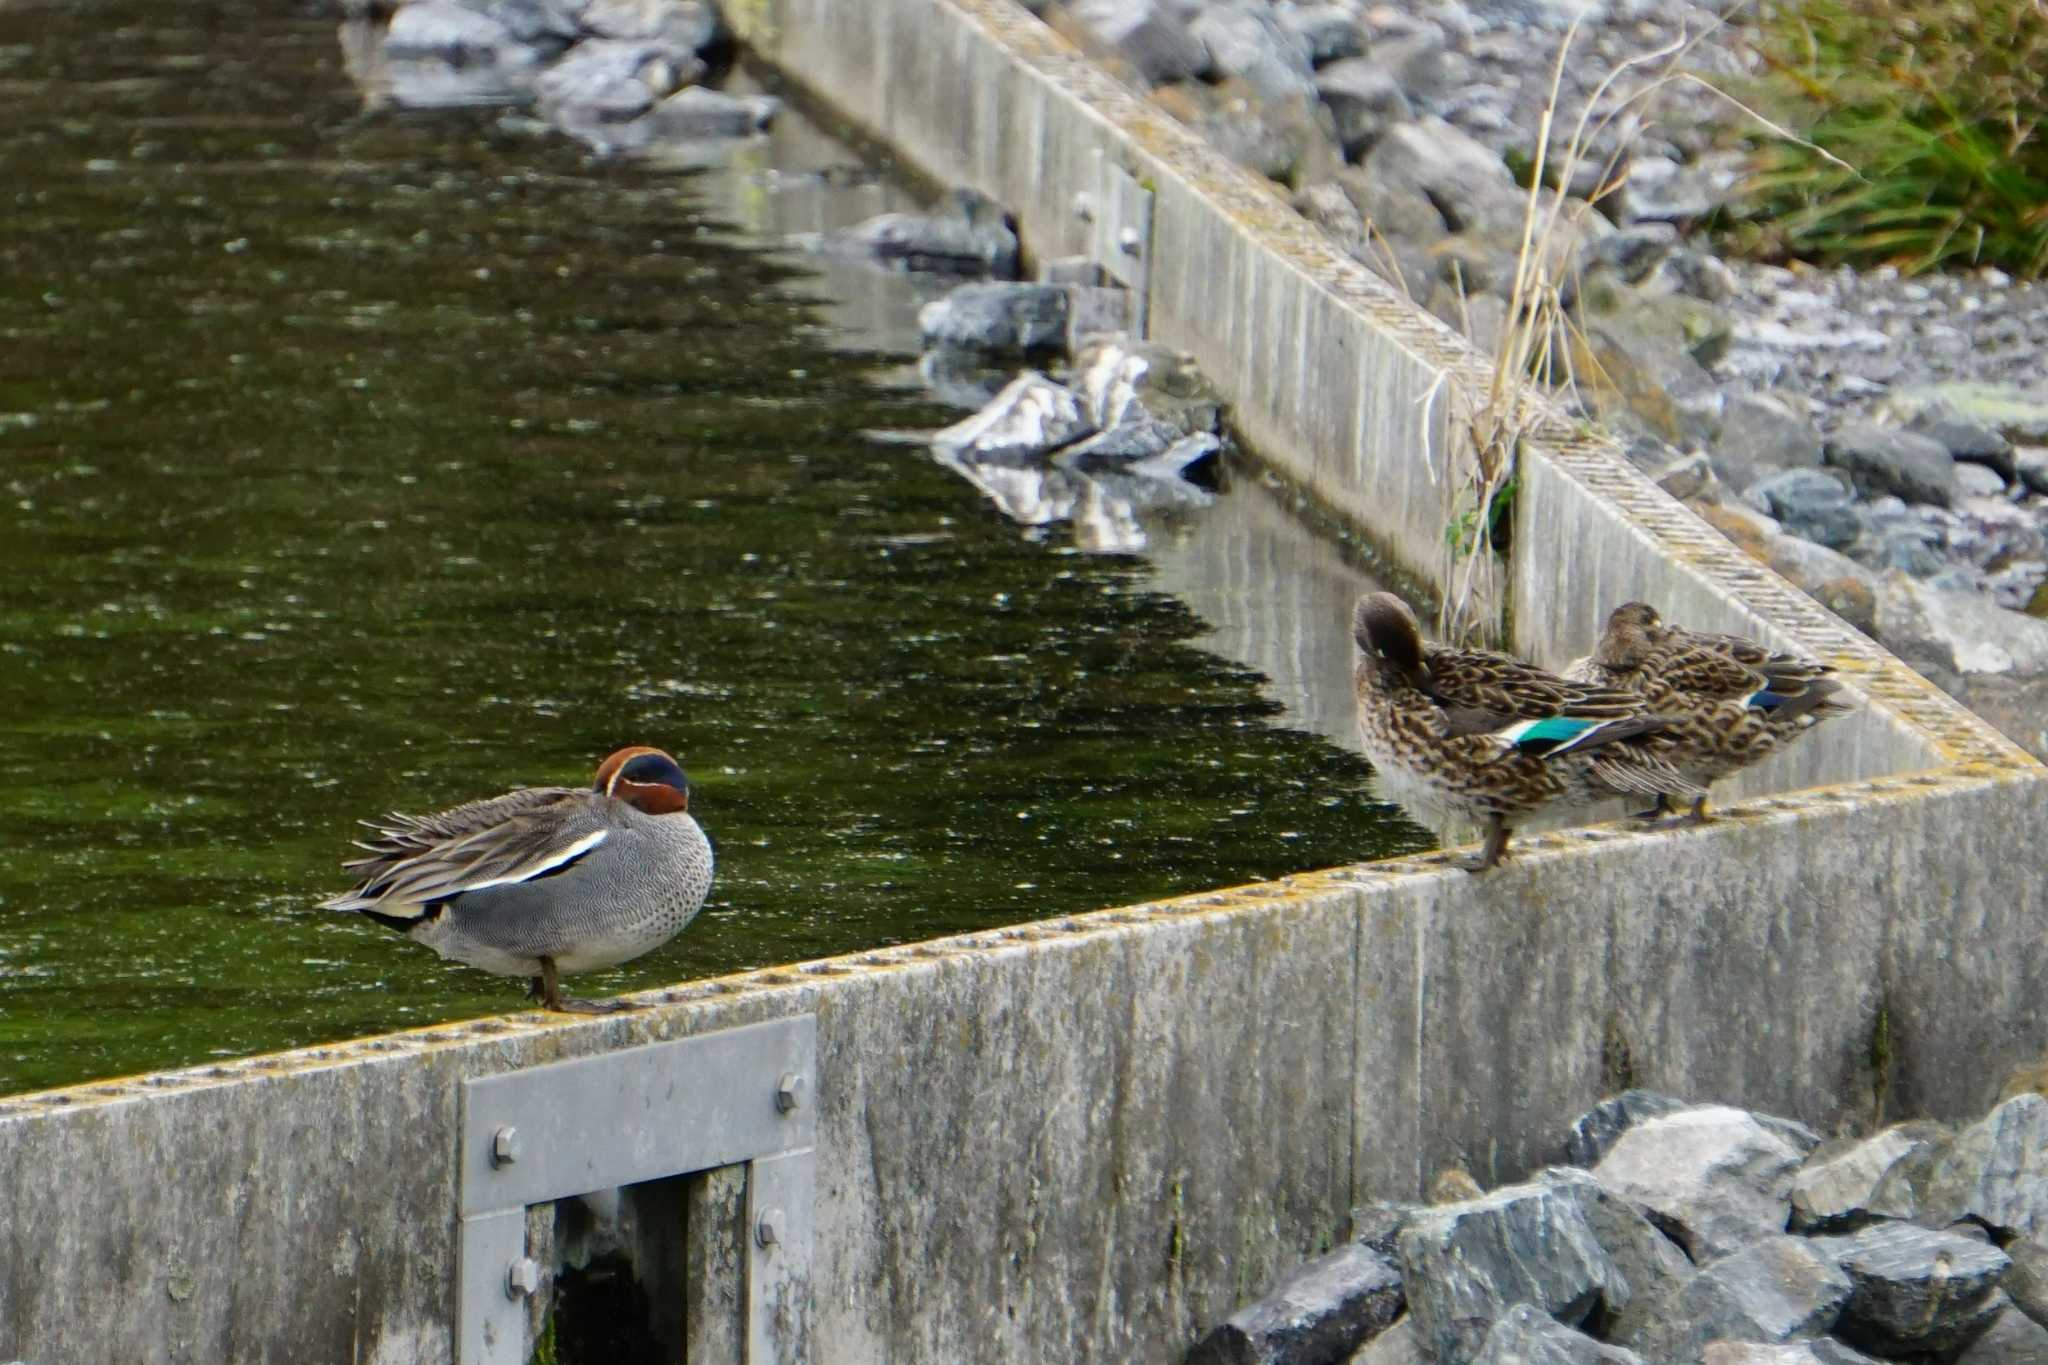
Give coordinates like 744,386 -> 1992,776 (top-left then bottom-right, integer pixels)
8,764 -> 2048,1362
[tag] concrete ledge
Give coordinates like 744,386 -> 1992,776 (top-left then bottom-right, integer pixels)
6,1 -> 2047,1361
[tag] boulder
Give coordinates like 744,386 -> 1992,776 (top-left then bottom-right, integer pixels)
807,189 -> 1018,277
1069,337 -> 1223,435
1190,2 -> 1317,105
929,372 -> 1095,464
1357,118 -> 1524,241
2016,447 -> 2048,497
637,86 -> 776,139
1906,401 -> 2018,481
1541,1168 -> 1694,1341
1753,469 -> 1863,551
1186,1241 -> 1404,1365
1346,1315 -> 1424,1364
1564,1091 -> 1696,1171
1808,1221 -> 2009,1357
1714,391 -> 1825,493
1314,59 -> 1413,160
578,0 -> 724,51
1469,1304 -> 1644,1365
535,39 -> 691,124
1592,1106 -> 1804,1262
1790,1122 -> 1952,1233
1886,381 -> 2048,446
1921,1094 -> 2048,1239
1055,422 -> 1216,475
918,282 -> 1074,355
2002,1234 -> 2048,1328
1955,1305 -> 2048,1365
1396,1177 -> 1620,1365
1617,1236 -> 1852,1359
1065,0 -> 1212,83
1825,422 -> 1958,508
1279,4 -> 1366,65
1700,1342 -> 1883,1365
384,0 -> 519,58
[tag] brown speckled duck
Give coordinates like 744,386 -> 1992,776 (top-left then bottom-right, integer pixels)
1564,601 -> 1852,823
1351,592 -> 1700,872
321,746 -> 714,1012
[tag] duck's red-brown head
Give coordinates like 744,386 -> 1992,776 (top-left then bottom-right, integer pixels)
593,746 -> 692,815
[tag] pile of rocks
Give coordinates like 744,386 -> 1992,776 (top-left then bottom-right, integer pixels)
1191,1090 -> 2048,1365
1023,0 -> 2048,754
805,193 -> 1234,553
342,0 -> 779,152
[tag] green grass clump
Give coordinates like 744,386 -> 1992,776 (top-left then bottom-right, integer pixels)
1733,0 -> 2048,278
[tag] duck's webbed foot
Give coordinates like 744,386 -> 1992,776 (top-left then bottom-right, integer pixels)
1630,794 -> 1674,822
1684,795 -> 1714,825
1455,815 -> 1511,873
530,957 -> 637,1013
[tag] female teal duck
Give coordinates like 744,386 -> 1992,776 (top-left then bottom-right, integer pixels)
1564,601 -> 1851,824
1352,592 -> 1700,872
321,746 -> 714,1012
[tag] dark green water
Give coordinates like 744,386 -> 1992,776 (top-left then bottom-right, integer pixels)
0,0 -> 1429,1096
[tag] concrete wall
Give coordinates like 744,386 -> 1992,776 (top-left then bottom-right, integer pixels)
5,1 -> 2047,1362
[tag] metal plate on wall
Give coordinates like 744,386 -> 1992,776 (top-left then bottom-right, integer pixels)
457,1014 -> 818,1364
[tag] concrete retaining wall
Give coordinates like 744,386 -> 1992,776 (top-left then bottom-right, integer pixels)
4,1 -> 2046,1362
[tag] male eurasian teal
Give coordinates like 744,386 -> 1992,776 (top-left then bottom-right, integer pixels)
1564,601 -> 1851,823
321,746 -> 714,1012
1351,592 -> 1700,872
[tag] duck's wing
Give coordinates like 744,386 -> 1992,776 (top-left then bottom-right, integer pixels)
1426,646 -> 1648,722
321,787 -> 608,913
1667,626 -> 1833,689
1634,640 -> 1772,700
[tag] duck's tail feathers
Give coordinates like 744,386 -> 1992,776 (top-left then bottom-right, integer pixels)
1748,675 -> 1852,725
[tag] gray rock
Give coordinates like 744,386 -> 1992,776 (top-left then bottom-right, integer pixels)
1280,4 -> 1366,65
1358,117 -> 1523,241
1067,0 -> 1212,83
1716,391 -> 1825,495
1754,469 -> 1864,551
1053,418 -> 1190,470
1297,180 -> 1369,256
1790,1123 -> 1952,1233
1346,1314 -> 1423,1365
1315,58 -> 1413,160
1191,2 -> 1318,104
384,0 -> 519,58
1700,1342 -> 1884,1365
1397,1177 -> 1620,1365
1541,1167 -> 1694,1340
1186,1241 -> 1404,1365
1826,422 -> 1958,508
1887,381 -> 2048,445
1957,462 -> 2012,499
1592,1106 -> 1804,1262
535,39 -> 690,123
2016,447 -> 2048,497
483,0 -> 583,48
1618,1236 -> 1852,1359
930,372 -> 1095,464
1582,224 -> 1678,285
1874,573 -> 2048,681
1623,152 -> 1741,224
1200,92 -> 1327,184
1955,1304 -> 2048,1365
1069,337 -> 1223,435
1664,247 -> 1741,304
578,0 -> 724,51
1563,1091 -> 1693,1169
2002,1234 -> 2048,1329
1907,400 -> 2018,480
1348,1202 -> 1419,1262
1922,1094 -> 2048,1239
1808,1221 -> 2009,1357
635,86 -> 775,139
1470,1305 -> 1644,1365
808,189 -> 1018,277
1368,28 -> 1450,101
918,282 -> 1072,354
